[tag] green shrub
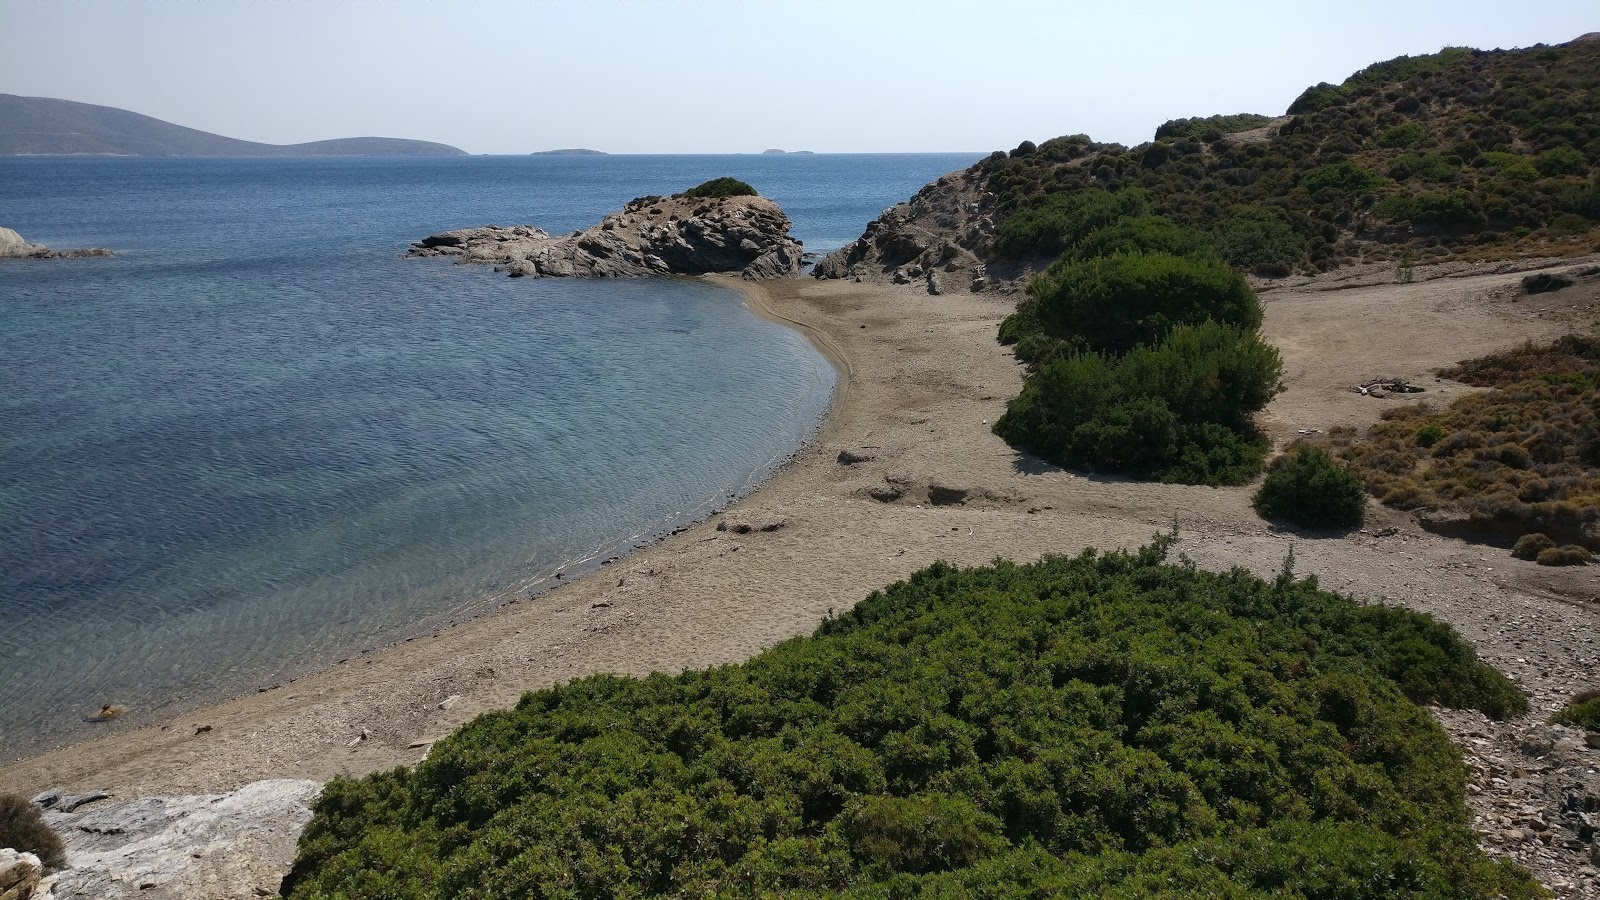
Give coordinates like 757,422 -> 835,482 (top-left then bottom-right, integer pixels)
283,541 -> 1535,898
1253,446 -> 1368,529
1536,145 -> 1588,177
1302,162 -> 1383,195
1287,82 -> 1346,115
677,177 -> 758,199
1547,212 -> 1592,236
0,794 -> 66,870
1416,424 -> 1446,447
993,189 -> 1150,258
1377,123 -> 1428,149
1479,152 -> 1540,182
1212,212 -> 1307,272
1065,215 -> 1213,261
1028,251 -> 1262,356
1375,191 -> 1486,229
1154,113 -> 1272,141
1511,533 -> 1556,560
1389,153 -> 1460,182
994,323 -> 1281,484
1537,545 -> 1594,566
1551,693 -> 1600,731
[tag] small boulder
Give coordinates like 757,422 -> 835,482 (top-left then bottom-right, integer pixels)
0,849 -> 50,900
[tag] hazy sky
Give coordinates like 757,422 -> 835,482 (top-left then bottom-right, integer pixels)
1,1 -> 1594,154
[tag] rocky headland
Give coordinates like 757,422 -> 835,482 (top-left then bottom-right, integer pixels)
811,167 -> 993,294
408,193 -> 804,281
0,227 -> 111,259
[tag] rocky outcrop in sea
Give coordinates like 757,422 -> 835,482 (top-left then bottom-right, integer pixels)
409,194 -> 803,281
0,227 -> 111,259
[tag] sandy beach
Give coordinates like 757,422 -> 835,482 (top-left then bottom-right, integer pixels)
4,264 -> 1599,887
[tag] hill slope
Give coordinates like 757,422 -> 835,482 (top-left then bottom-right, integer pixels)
0,94 -> 467,156
818,34 -> 1600,288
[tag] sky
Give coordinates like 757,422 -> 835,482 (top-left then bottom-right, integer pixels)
1,1 -> 1595,155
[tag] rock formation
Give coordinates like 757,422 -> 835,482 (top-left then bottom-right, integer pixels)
408,194 -> 803,281
0,849 -> 55,900
32,779 -> 318,900
811,168 -> 992,293
0,227 -> 111,259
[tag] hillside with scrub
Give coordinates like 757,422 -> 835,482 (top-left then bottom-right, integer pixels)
818,33 -> 1600,514
282,539 -> 1537,898
820,34 -> 1600,284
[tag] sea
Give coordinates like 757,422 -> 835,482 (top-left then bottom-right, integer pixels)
0,152 -> 982,757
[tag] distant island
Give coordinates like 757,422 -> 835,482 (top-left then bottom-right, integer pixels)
529,148 -> 607,156
0,94 -> 467,157
761,149 -> 815,155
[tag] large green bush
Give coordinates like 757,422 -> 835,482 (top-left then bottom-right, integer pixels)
283,540 -> 1534,898
0,793 -> 66,869
1028,251 -> 1262,356
1253,446 -> 1368,529
994,323 -> 1281,484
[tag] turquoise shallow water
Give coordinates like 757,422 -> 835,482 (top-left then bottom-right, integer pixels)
0,153 -> 981,756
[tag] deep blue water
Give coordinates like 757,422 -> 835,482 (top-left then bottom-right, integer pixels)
0,153 -> 981,756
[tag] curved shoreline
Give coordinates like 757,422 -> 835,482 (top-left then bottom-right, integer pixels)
4,266 -> 1597,900
0,274 -> 864,793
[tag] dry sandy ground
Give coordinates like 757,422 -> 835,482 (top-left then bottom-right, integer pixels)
4,259 -> 1599,892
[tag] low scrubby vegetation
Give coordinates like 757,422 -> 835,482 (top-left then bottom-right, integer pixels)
1154,113 -> 1273,142
994,203 -> 1281,485
0,793 -> 66,869
1253,446 -> 1368,529
974,38 -> 1600,274
678,177 -> 759,199
1319,336 -> 1600,551
283,538 -> 1534,898
1552,691 -> 1600,731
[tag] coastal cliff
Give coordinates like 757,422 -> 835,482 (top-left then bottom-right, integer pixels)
409,193 -> 804,281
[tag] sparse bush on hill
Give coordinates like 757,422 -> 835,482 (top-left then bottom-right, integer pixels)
0,793 -> 66,870
1317,336 -> 1600,551
1511,532 -> 1556,560
677,177 -> 758,199
1253,446 -> 1368,529
1537,545 -> 1594,566
282,539 -> 1535,898
1552,692 -> 1600,731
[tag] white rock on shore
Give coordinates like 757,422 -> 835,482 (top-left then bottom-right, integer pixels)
0,849 -> 56,900
408,194 -> 803,281
35,779 -> 319,900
